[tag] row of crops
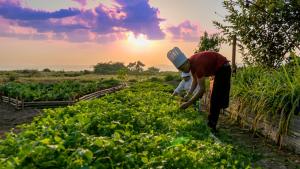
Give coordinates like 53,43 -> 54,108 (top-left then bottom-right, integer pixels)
231,65 -> 300,138
0,79 -> 120,102
0,82 -> 253,169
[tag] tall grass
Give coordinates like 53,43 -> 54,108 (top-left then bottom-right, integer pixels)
231,63 -> 300,146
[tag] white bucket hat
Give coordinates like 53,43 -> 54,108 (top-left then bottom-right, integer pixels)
167,47 -> 188,69
181,72 -> 191,78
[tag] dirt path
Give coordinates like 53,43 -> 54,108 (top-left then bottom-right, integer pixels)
0,103 -> 41,137
217,113 -> 300,169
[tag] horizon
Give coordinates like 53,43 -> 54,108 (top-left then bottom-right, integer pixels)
0,63 -> 178,72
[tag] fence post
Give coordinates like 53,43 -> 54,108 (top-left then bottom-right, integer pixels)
232,35 -> 237,74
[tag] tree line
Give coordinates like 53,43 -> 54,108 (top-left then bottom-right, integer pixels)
93,61 -> 160,74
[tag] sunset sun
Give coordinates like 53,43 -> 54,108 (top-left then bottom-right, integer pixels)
127,33 -> 150,47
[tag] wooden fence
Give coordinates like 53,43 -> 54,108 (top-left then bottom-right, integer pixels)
200,92 -> 300,154
227,103 -> 300,154
0,84 -> 126,110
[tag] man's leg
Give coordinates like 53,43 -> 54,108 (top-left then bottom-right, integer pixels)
208,78 -> 221,132
207,65 -> 231,132
208,103 -> 221,132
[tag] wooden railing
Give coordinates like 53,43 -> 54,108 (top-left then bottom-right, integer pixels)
0,84 -> 126,110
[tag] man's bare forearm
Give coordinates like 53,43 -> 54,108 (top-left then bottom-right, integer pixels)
187,78 -> 197,95
187,88 -> 204,104
187,77 -> 206,104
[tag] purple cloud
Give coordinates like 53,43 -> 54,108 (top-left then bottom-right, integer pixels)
0,1 -> 80,20
116,0 -> 165,39
18,20 -> 88,33
167,20 -> 201,42
0,0 -> 165,43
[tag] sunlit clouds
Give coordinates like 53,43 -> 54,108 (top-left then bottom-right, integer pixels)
0,0 -> 166,43
0,0 -> 231,71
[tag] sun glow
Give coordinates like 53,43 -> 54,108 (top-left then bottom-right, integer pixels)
127,33 -> 150,47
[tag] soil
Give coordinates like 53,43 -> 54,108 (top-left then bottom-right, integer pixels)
217,113 -> 300,169
0,103 -> 41,137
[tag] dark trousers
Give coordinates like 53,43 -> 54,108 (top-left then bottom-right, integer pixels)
208,64 -> 231,130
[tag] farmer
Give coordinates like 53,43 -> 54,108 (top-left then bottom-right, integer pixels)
167,47 -> 231,133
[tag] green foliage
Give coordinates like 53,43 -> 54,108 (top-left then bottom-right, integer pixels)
42,68 -> 51,72
117,68 -> 128,83
94,62 -> 128,74
127,61 -> 145,73
16,69 -> 40,77
5,73 -> 19,82
81,70 -> 92,75
214,0 -> 300,67
0,82 -> 253,168
0,79 -> 120,101
63,72 -> 82,77
286,51 -> 300,68
145,67 -> 160,74
164,74 -> 179,82
232,65 -> 300,142
147,77 -> 162,82
195,31 -> 222,53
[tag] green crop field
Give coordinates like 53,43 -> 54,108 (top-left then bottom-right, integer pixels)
0,79 -> 120,102
0,82 -> 253,169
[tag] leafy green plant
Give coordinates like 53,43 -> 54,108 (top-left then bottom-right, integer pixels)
0,82 -> 253,168
195,31 -> 222,53
164,74 -> 179,82
0,79 -> 120,101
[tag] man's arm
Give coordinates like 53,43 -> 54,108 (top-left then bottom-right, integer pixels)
183,74 -> 197,100
172,80 -> 185,96
180,77 -> 206,109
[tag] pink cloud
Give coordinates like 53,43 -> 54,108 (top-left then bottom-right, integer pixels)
72,0 -> 87,6
167,20 -> 201,42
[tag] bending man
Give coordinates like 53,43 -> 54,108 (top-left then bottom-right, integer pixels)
167,47 -> 231,133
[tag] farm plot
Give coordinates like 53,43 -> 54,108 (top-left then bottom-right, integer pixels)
0,82 -> 253,169
0,79 -> 120,102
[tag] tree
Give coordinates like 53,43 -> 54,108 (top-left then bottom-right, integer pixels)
42,68 -> 51,72
195,31 -> 222,53
94,62 -> 127,74
214,0 -> 300,68
117,68 -> 128,83
127,61 -> 145,73
145,67 -> 160,74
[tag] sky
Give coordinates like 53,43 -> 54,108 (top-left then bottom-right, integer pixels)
0,0 -> 241,71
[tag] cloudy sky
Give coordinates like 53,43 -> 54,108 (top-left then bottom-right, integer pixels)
0,0 -> 239,71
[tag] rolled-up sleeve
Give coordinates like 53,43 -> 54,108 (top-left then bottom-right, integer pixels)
174,80 -> 185,94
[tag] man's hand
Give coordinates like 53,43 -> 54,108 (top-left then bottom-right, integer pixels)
182,93 -> 192,102
180,102 -> 191,109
